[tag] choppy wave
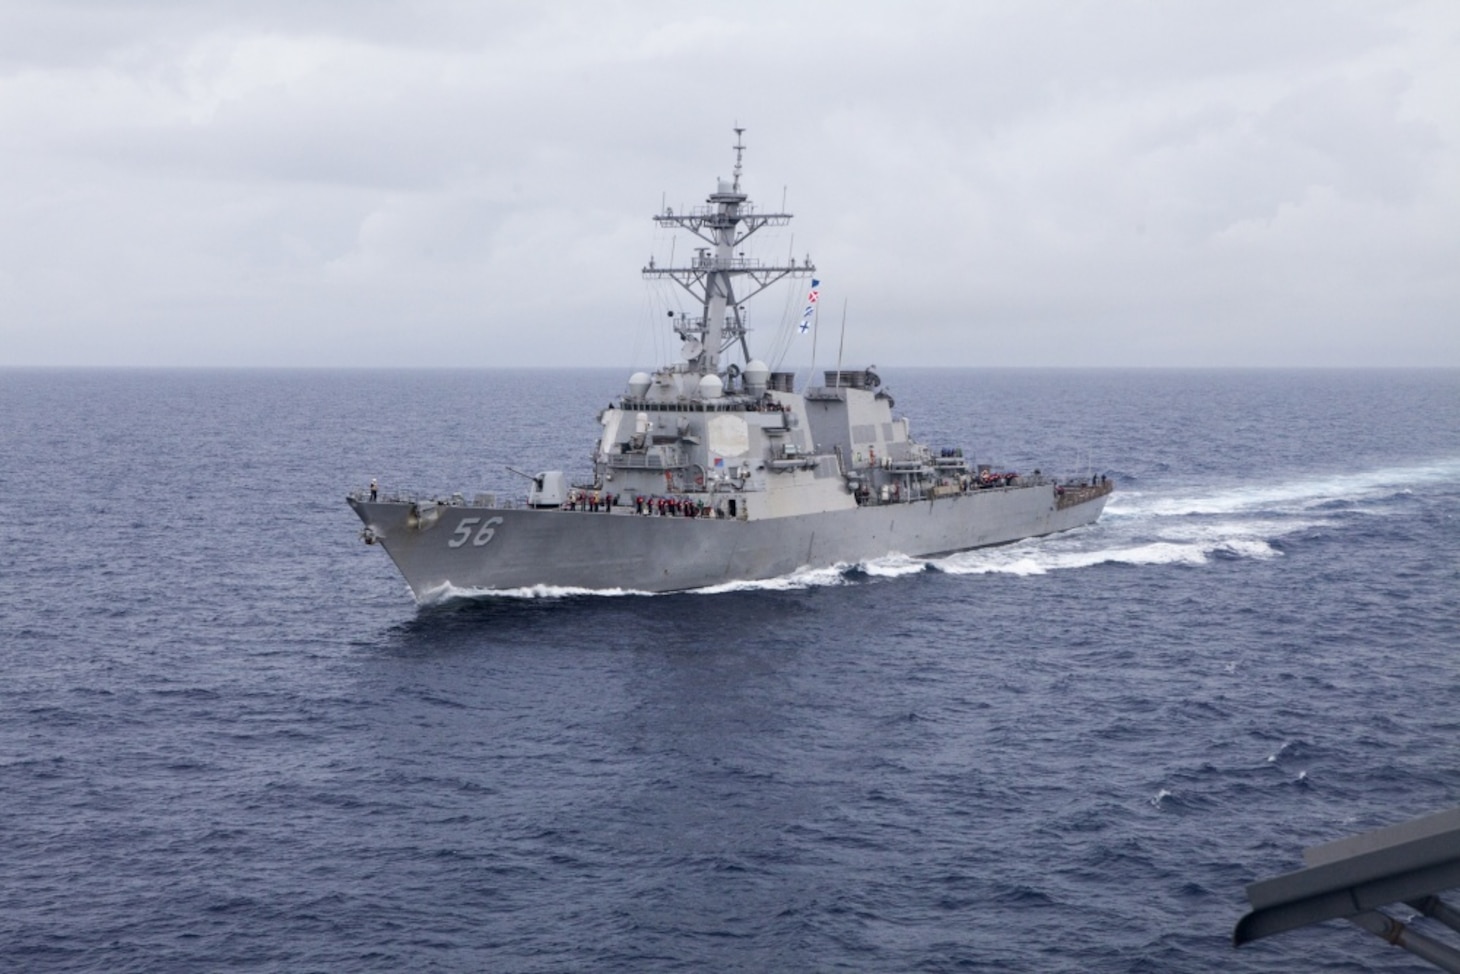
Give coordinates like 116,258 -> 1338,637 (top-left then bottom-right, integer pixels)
8,368 -> 1458,974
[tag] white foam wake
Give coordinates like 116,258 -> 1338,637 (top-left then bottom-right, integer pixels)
417,581 -> 653,605
1115,459 -> 1459,521
690,563 -> 851,594
982,459 -> 1460,579
860,553 -> 931,578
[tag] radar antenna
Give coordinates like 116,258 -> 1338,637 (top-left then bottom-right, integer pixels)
732,125 -> 745,192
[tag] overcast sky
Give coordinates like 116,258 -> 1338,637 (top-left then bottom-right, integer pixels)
2,0 -> 1457,368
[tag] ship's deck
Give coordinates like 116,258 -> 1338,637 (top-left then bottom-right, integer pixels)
1056,479 -> 1114,510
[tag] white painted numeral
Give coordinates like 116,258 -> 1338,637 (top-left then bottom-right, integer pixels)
473,517 -> 503,546
448,518 -> 479,548
449,516 -> 504,548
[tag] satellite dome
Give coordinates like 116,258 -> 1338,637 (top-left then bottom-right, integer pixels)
743,359 -> 770,396
627,371 -> 651,399
698,373 -> 724,400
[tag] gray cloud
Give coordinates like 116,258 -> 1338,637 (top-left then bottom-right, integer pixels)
1,0 -> 1456,367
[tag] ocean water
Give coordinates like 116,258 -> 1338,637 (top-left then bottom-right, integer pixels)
2,367 -> 1457,972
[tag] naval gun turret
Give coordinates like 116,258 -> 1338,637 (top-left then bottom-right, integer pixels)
508,467 -> 567,508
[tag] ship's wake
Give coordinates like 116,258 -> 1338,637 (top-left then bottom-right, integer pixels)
417,582 -> 657,605
1108,458 -> 1456,520
931,458 -> 1456,578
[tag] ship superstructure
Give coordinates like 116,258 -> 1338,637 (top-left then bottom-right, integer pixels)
348,131 -> 1111,601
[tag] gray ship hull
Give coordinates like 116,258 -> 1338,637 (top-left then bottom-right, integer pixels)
348,483 -> 1110,601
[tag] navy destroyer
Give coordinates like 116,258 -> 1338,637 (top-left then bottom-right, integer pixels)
348,131 -> 1112,601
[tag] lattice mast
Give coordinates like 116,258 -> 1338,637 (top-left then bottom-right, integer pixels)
642,128 -> 815,375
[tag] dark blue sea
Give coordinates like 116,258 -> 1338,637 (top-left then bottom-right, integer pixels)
3,367 -> 1457,972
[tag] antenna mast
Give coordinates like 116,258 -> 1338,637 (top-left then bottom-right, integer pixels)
642,127 -> 815,375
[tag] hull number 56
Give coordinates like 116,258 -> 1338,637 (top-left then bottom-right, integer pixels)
448,516 -> 504,548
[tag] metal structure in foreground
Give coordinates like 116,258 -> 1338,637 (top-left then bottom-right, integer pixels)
1235,806 -> 1460,970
